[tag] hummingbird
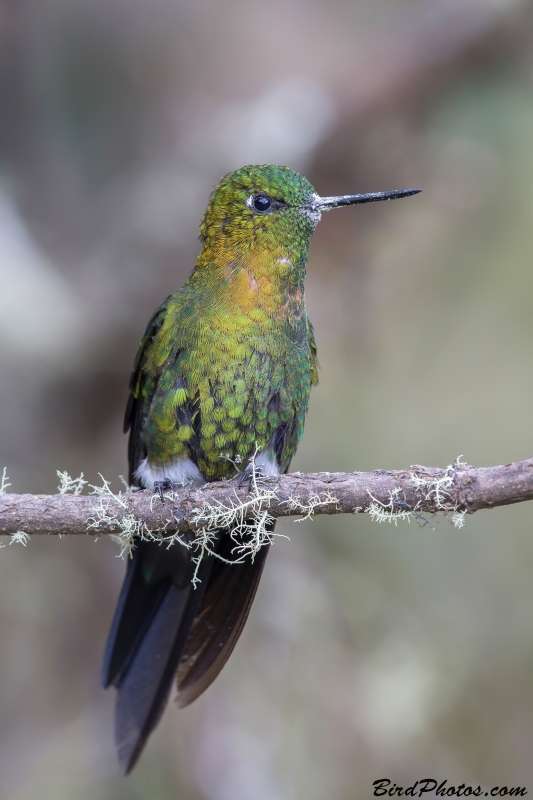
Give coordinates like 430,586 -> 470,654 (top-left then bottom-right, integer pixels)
102,164 -> 419,773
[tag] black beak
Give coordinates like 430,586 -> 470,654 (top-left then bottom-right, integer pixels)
316,187 -> 421,211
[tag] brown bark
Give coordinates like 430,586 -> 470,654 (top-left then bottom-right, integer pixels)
1,458 -> 532,537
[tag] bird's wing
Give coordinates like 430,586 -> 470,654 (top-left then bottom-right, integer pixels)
105,294 -> 212,774
175,525 -> 271,708
308,318 -> 319,387
124,300 -> 170,484
124,294 -> 204,483
104,298 -> 180,692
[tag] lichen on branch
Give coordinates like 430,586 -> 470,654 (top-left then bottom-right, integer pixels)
0,458 -> 532,546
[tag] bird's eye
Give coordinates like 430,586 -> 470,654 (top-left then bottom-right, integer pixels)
252,194 -> 272,213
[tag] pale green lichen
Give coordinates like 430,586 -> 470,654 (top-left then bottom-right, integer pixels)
119,475 -> 138,494
367,487 -> 418,526
284,492 -> 338,521
451,510 -> 467,529
367,456 -> 468,530
1,468 -> 12,548
181,463 -> 280,586
0,469 -> 29,548
0,468 -> 11,495
83,467 -> 280,587
410,469 -> 454,509
10,531 -> 29,546
182,490 -> 338,587
86,474 -> 163,558
57,470 -> 87,495
55,472 -> 144,556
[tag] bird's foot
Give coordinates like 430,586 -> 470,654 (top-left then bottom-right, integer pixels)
238,461 -> 268,493
153,478 -> 174,503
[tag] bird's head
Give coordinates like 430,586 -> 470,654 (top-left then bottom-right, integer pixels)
199,164 -> 316,254
195,164 -> 419,295
198,164 -> 418,265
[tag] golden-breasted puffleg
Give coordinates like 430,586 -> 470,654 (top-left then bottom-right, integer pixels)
102,164 -> 419,773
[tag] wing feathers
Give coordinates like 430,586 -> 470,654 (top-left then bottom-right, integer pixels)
114,552 -> 214,774
176,530 -> 271,707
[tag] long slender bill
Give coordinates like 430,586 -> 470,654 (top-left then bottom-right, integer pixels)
317,188 -> 421,210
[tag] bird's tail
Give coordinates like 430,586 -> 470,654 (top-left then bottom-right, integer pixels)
102,529 -> 271,773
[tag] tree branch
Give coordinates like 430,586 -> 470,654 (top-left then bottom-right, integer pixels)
1,458 -> 532,538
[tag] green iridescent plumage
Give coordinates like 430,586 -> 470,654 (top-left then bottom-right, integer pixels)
126,165 -> 319,481
103,164 -> 419,774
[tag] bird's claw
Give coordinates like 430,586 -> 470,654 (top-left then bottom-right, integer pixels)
153,478 -> 174,503
238,461 -> 267,492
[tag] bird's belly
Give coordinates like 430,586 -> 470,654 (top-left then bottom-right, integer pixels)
134,456 -> 206,488
193,353 -> 308,480
144,329 -> 312,483
134,447 -> 280,490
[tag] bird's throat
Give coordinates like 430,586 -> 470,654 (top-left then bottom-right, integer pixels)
191,242 -> 307,321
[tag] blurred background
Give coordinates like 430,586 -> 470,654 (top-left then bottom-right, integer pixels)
2,0 -> 533,797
